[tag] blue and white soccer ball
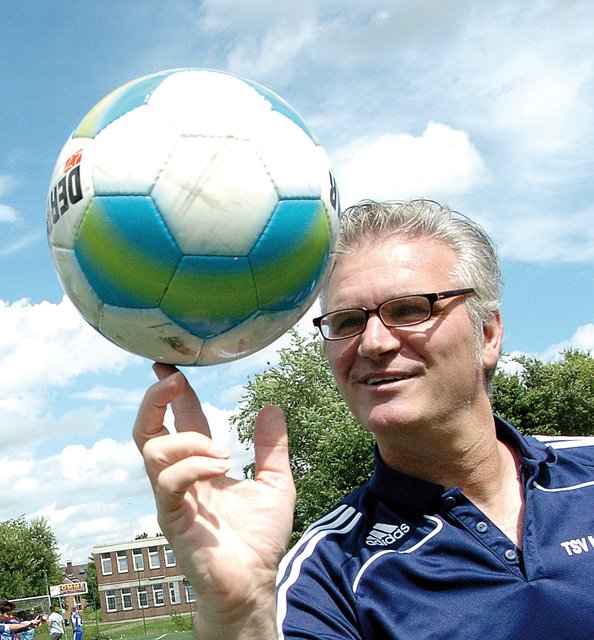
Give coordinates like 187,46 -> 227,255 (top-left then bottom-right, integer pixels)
46,68 -> 340,365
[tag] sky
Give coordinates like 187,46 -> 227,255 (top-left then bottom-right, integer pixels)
1,0 -> 593,570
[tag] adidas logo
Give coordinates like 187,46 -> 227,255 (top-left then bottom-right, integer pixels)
366,522 -> 411,546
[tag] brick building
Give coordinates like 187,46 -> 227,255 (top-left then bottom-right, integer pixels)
92,537 -> 196,622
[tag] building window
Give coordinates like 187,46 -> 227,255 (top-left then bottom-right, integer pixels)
169,581 -> 181,605
164,544 -> 176,567
116,551 -> 128,573
153,584 -> 165,607
148,546 -> 160,569
137,586 -> 148,609
121,589 -> 132,610
133,549 -> 144,571
100,553 -> 112,575
105,591 -> 117,612
184,581 -> 196,603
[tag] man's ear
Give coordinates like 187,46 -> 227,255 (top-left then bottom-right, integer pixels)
482,311 -> 503,371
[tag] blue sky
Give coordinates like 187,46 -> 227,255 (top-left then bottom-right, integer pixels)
1,1 -> 593,566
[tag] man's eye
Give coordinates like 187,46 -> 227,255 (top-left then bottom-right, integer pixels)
330,312 -> 363,334
384,299 -> 428,323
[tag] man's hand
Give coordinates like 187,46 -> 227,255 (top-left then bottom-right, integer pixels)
133,363 -> 296,639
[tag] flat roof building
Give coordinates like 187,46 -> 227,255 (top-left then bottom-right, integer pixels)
92,536 -> 196,623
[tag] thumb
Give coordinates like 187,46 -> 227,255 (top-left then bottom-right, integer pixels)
253,405 -> 293,484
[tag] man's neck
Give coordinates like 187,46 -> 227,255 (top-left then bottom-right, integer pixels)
378,412 -> 525,546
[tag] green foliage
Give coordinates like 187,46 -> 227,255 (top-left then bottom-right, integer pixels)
0,516 -> 61,599
232,331 -> 375,542
84,556 -> 100,614
170,609 -> 192,631
491,349 -> 594,437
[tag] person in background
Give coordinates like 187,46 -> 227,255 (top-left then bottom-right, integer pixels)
69,609 -> 82,640
134,199 -> 594,639
46,606 -> 63,640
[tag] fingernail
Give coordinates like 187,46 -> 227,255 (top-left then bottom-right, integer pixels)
211,459 -> 231,473
212,444 -> 231,458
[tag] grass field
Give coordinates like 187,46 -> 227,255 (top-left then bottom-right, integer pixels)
115,633 -> 194,640
34,614 -> 195,640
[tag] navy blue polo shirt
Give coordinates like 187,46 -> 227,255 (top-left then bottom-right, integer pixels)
276,417 -> 594,639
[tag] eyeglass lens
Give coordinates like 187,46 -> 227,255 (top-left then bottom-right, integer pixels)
322,295 -> 432,339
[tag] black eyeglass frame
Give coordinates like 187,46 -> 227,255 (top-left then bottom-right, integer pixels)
312,288 -> 477,341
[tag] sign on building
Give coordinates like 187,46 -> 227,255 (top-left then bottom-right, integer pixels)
50,582 -> 88,597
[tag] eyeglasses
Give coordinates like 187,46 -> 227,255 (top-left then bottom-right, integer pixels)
313,288 -> 476,340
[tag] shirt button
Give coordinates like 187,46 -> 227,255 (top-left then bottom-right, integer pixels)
504,549 -> 517,562
476,521 -> 488,534
443,496 -> 457,509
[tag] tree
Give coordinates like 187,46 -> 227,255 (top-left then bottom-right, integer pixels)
0,516 -> 61,600
491,349 -> 594,437
84,556 -> 99,613
232,331 -> 375,542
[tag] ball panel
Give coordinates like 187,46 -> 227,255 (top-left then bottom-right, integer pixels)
161,255 -> 258,337
199,307 -> 306,365
148,69 -> 275,137
47,138 -> 95,249
99,306 -> 204,365
76,196 -> 181,308
250,112 -> 327,200
50,246 -> 103,326
73,70 -> 174,139
250,199 -> 332,309
241,77 -> 319,145
92,106 -> 179,195
153,137 -> 278,255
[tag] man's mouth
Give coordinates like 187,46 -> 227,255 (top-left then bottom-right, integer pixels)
364,374 -> 412,386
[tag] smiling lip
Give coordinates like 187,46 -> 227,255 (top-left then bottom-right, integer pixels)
363,373 -> 416,386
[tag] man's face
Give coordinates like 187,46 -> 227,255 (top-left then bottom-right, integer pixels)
324,236 -> 501,455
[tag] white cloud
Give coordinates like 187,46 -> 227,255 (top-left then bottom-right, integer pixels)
537,323 -> 594,362
0,203 -> 19,223
5,437 -> 156,563
0,173 -> 17,196
495,204 -> 594,263
504,323 -> 594,366
336,122 -> 487,207
0,297 -> 135,395
0,297 -> 142,450
493,53 -> 592,154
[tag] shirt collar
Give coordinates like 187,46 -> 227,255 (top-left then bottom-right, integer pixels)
368,414 -> 553,512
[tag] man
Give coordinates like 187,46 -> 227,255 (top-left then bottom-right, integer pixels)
134,200 -> 594,639
69,609 -> 82,640
46,606 -> 63,640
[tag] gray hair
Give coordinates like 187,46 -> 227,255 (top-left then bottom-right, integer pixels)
321,199 -> 502,361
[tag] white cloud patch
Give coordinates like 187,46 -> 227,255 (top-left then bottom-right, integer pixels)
6,437 -> 156,563
492,54 -> 592,154
495,204 -> 594,263
503,323 -> 594,367
0,297 -> 142,450
336,122 -> 487,207
0,297 -> 135,394
0,203 -> 19,223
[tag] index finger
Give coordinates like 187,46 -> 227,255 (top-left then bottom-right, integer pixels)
154,363 -> 211,437
133,365 -> 210,452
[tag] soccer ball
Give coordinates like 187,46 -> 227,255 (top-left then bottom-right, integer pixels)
46,68 -> 340,365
